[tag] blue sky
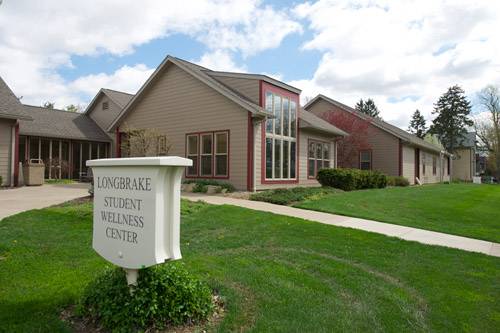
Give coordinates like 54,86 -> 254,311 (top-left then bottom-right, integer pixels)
1,0 -> 499,128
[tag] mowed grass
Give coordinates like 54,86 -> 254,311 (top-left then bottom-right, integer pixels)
0,199 -> 499,332
296,184 -> 500,243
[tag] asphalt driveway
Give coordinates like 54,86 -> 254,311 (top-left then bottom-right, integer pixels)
0,183 -> 90,220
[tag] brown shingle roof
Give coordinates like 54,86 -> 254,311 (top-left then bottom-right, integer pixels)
0,76 -> 32,120
299,109 -> 347,137
102,88 -> 133,108
19,105 -> 110,142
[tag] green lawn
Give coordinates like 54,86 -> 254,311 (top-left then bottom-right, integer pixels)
1,199 -> 499,332
295,184 -> 500,243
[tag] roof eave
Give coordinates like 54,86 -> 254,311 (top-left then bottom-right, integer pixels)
0,112 -> 32,121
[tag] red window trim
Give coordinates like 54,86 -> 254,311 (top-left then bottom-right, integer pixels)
307,138 -> 331,179
260,80 -> 300,185
185,130 -> 230,179
359,149 -> 372,170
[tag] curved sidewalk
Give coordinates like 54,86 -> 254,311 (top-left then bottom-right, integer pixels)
183,193 -> 500,258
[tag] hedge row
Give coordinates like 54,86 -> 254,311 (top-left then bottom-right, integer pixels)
317,168 -> 387,191
387,176 -> 410,187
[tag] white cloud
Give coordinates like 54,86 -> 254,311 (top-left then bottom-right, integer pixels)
292,0 -> 500,128
195,50 -> 247,72
0,0 -> 300,107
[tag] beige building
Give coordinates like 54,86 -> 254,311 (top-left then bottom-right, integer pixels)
103,56 -> 347,191
304,94 -> 451,185
451,132 -> 477,181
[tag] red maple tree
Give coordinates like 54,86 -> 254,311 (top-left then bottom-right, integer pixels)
322,110 -> 372,168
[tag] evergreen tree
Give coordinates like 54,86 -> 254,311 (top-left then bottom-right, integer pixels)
408,109 -> 427,138
429,85 -> 473,152
355,98 -> 380,118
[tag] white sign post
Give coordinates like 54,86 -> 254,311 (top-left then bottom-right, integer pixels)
86,157 -> 192,286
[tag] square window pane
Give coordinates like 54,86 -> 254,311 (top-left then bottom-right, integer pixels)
316,160 -> 323,173
308,142 -> 315,158
188,135 -> 198,154
323,143 -> 330,160
283,140 -> 289,179
201,134 -> 212,154
274,96 -> 282,135
187,156 -> 198,175
215,155 -> 227,176
265,92 -> 273,112
324,161 -> 330,169
283,98 -> 289,136
308,159 -> 315,177
201,155 -> 212,176
290,101 -> 297,137
290,141 -> 296,178
266,138 -> 273,178
360,162 -> 371,170
316,143 -> 322,159
274,139 -> 281,178
215,133 -> 227,154
360,150 -> 371,162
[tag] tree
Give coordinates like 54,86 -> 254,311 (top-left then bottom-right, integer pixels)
65,104 -> 82,113
120,126 -> 172,157
408,109 -> 427,138
429,85 -> 473,152
355,98 -> 380,118
42,101 -> 55,109
321,110 -> 372,168
474,85 -> 500,178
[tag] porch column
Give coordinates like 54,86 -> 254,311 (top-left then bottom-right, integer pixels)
48,140 -> 52,179
38,138 -> 41,160
97,143 -> 100,159
59,140 -> 62,179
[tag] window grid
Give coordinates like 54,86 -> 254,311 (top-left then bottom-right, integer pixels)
186,131 -> 229,179
359,150 -> 372,170
265,91 -> 298,181
308,140 -> 331,179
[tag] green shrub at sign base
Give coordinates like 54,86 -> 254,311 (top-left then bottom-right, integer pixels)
387,176 -> 410,187
317,168 -> 387,191
78,263 -> 214,331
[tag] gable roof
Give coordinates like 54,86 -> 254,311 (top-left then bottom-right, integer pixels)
84,88 -> 134,115
304,94 -> 448,154
19,105 -> 111,142
108,55 -> 273,131
207,71 -> 301,94
299,108 -> 348,137
0,76 -> 32,121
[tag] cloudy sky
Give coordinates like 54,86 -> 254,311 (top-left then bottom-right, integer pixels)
1,0 -> 499,128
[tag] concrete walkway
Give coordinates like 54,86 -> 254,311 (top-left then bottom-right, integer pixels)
183,193 -> 500,258
0,183 -> 90,220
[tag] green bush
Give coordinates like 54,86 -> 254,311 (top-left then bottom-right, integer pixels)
78,263 -> 214,331
317,168 -> 388,191
387,176 -> 410,187
250,187 -> 338,205
184,179 -> 235,193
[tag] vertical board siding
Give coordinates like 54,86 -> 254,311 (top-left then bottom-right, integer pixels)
121,64 -> 248,190
209,76 -> 260,105
452,148 -> 473,181
402,144 -> 415,185
0,119 -> 14,185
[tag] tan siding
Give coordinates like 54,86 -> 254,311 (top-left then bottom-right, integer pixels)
307,99 -> 400,176
0,119 -> 14,185
121,63 -> 248,190
88,94 -> 123,132
254,120 -> 262,189
452,148 -> 473,181
419,150 -> 445,184
210,76 -> 259,104
88,94 -> 119,157
402,144 -> 415,184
